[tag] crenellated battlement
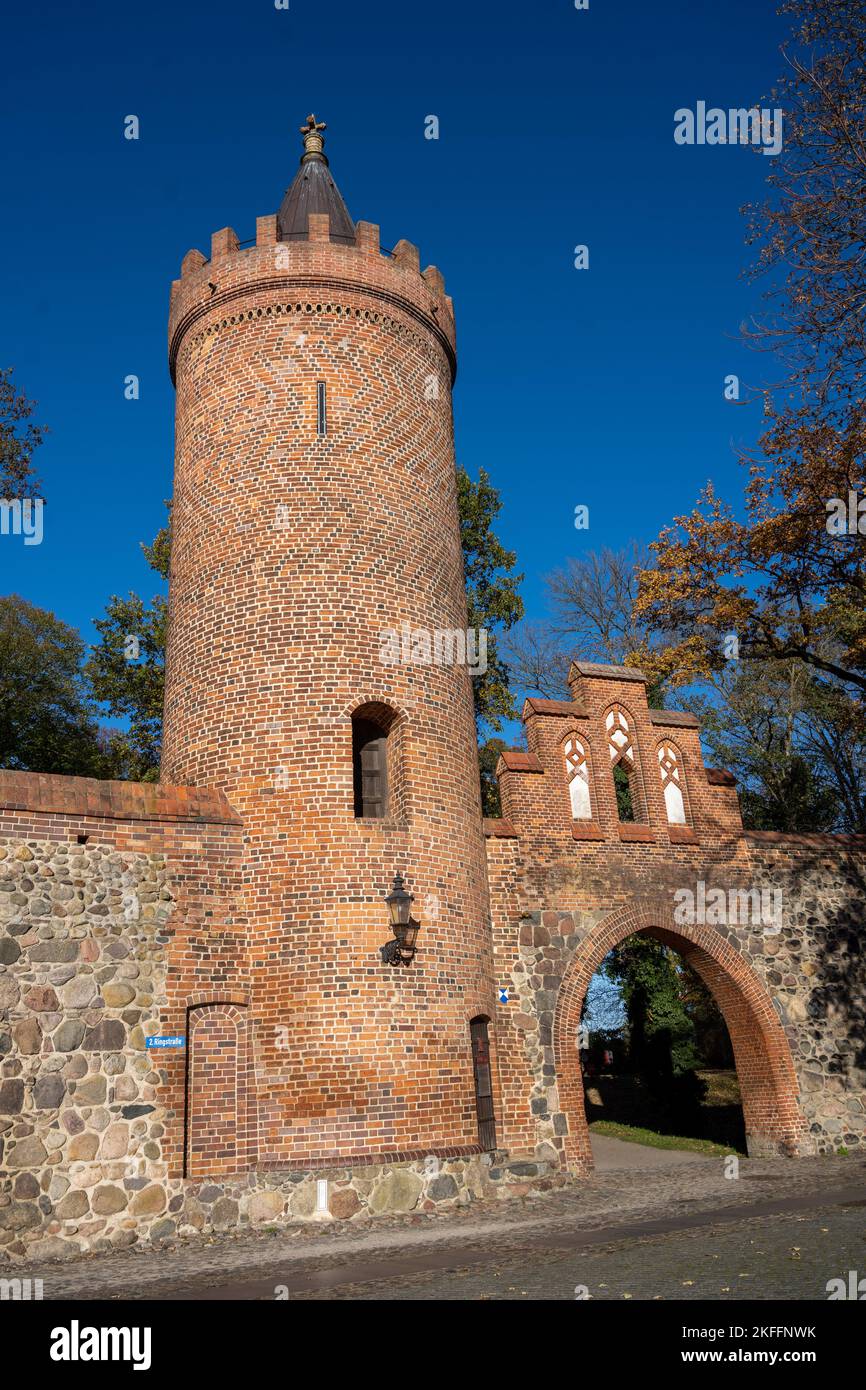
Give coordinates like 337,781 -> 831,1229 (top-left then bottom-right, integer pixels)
169,210 -> 456,385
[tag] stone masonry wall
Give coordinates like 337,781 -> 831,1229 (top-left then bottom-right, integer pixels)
745,833 -> 866,1153
0,772 -> 250,1262
0,836 -> 177,1261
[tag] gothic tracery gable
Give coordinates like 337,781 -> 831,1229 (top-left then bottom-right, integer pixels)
604,703 -> 644,823
605,704 -> 635,765
563,735 -> 592,820
658,740 -> 688,825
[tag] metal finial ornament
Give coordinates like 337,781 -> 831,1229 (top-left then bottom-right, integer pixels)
300,113 -> 326,137
278,111 -> 355,242
299,113 -> 328,164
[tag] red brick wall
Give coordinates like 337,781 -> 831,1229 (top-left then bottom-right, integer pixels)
484,667 -> 858,1168
162,218 -> 495,1164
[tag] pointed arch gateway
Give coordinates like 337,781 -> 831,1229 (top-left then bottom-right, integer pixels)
553,899 -> 808,1174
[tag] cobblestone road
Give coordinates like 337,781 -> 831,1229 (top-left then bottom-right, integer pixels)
17,1152 -> 866,1301
288,1207 -> 866,1302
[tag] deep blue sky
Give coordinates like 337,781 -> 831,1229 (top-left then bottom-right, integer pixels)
1,0 -> 790,670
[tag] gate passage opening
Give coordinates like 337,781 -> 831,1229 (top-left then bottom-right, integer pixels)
580,931 -> 747,1154
553,906 -> 806,1174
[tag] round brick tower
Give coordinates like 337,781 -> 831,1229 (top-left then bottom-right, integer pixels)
163,116 -> 496,1166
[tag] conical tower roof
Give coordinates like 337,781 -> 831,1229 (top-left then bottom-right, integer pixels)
277,114 -> 356,245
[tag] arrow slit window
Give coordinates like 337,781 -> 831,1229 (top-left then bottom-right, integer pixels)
563,736 -> 592,820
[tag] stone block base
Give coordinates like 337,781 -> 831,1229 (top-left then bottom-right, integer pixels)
0,1152 -> 571,1263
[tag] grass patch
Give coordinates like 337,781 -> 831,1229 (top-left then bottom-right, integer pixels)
696,1069 -> 742,1106
584,1070 -> 747,1151
589,1119 -> 746,1158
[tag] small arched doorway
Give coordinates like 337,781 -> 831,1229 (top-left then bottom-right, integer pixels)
553,901 -> 807,1174
185,1001 -> 251,1178
470,1016 -> 497,1151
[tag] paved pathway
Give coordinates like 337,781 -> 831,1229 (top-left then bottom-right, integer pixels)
590,1133 -> 717,1170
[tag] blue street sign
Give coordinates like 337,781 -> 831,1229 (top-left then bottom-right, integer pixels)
145,1036 -> 186,1049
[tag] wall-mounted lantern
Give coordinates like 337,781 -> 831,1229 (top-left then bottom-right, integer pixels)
380,872 -> 420,966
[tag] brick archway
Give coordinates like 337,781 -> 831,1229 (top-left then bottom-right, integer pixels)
553,900 -> 807,1174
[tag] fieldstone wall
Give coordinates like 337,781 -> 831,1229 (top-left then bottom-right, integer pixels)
500,906 -> 613,1161
0,1147 -> 567,1265
0,838 -> 176,1262
0,834 -> 568,1264
746,835 -> 866,1153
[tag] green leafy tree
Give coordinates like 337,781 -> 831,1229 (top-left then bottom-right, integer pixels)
613,765 -> 635,822
84,511 -> 169,782
678,960 -> 735,1069
600,937 -> 712,1132
478,737 -> 508,821
802,675 -> 866,833
0,595 -> 114,776
606,937 -> 701,1079
1,369 -> 47,498
457,467 -> 525,814
740,754 -> 838,834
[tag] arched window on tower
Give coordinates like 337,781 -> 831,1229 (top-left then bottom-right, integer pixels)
563,736 -> 592,820
658,741 -> 688,825
605,704 -> 644,823
351,703 -> 404,820
352,714 -> 390,819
